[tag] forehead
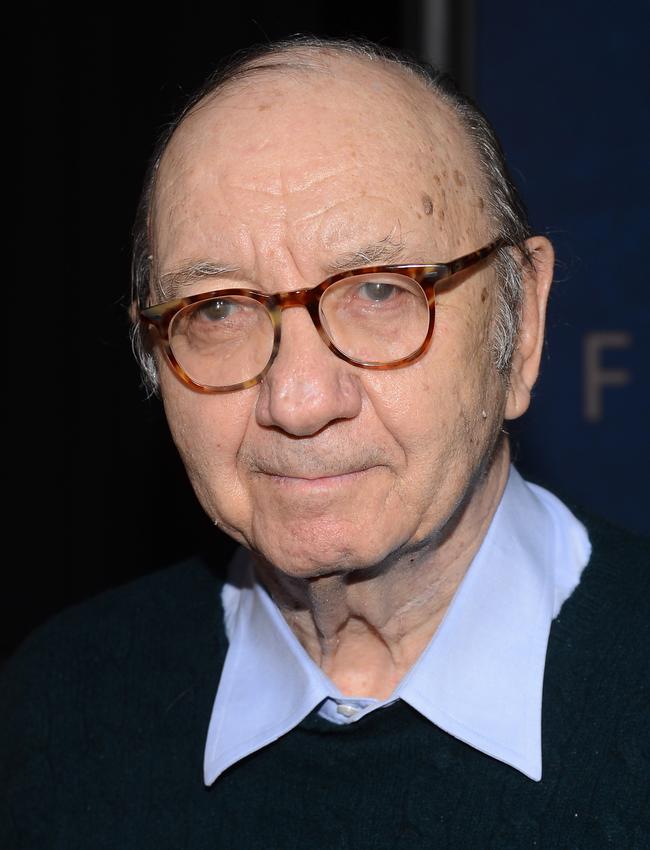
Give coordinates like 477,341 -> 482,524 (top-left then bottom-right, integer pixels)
151,53 -> 486,272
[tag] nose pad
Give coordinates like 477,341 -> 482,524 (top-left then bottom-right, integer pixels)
255,306 -> 363,436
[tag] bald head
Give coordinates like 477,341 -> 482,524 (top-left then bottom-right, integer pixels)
131,38 -> 533,393
150,49 -> 489,300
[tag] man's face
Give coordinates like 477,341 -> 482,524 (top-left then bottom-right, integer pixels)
151,56 -> 506,576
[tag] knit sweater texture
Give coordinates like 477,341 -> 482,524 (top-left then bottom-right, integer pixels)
1,514 -> 648,849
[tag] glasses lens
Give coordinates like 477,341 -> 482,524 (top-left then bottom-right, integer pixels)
169,295 -> 274,388
320,273 -> 431,364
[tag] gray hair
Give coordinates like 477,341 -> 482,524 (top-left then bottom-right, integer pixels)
130,35 -> 534,395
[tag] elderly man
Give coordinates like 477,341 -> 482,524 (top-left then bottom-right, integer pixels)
2,36 -> 648,850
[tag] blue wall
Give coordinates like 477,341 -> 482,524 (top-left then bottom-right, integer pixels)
476,1 -> 649,534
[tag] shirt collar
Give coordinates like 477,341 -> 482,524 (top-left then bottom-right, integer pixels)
204,466 -> 590,785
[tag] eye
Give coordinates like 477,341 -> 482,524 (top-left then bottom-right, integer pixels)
195,299 -> 239,321
357,281 -> 399,302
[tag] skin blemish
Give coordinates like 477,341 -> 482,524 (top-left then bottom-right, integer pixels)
421,193 -> 434,216
478,197 -> 485,211
438,208 -> 446,222
453,169 -> 466,187
481,287 -> 488,303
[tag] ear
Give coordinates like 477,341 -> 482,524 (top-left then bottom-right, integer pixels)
129,299 -> 140,324
504,236 -> 554,420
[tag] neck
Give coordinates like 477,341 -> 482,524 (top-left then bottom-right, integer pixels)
255,440 -> 511,700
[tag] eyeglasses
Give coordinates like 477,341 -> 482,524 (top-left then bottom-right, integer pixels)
139,238 -> 505,393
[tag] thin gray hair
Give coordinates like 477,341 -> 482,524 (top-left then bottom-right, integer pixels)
130,35 -> 534,396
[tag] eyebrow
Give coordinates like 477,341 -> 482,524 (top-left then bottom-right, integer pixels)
157,261 -> 241,300
324,235 -> 408,273
155,235 -> 410,300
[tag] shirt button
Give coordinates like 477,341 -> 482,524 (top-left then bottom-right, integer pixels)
336,703 -> 360,718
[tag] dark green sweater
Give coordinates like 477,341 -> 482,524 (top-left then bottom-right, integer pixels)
1,516 -> 648,849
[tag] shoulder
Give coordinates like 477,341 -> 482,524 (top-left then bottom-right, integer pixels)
540,513 -> 649,831
544,510 -> 648,747
0,551 -> 231,750
550,506 -> 649,649
524,469 -> 650,612
580,510 -> 649,565
573,509 -> 649,607
4,553 -> 228,674
0,553 -> 232,847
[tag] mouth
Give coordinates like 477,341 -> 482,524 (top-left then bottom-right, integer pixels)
258,468 -> 376,490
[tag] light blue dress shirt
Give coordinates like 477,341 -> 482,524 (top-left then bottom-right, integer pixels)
204,466 -> 591,785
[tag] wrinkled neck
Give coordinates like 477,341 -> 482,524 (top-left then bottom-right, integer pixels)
255,439 -> 511,699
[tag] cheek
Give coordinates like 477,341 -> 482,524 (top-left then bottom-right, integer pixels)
361,314 -> 502,516
365,323 -> 484,451
159,376 -> 257,533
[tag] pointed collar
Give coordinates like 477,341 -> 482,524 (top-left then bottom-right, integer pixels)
204,466 -> 590,784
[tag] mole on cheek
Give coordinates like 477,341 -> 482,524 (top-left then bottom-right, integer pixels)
421,193 -> 434,216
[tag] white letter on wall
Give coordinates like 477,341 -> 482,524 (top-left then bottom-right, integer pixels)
583,331 -> 633,422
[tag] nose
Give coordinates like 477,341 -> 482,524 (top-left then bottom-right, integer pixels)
255,306 -> 363,436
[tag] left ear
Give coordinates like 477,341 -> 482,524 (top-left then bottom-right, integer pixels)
504,236 -> 554,420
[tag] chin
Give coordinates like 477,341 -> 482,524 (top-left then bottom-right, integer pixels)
250,520 -> 407,580
258,543 -> 368,579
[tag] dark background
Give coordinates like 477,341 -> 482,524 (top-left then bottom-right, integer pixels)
9,2 -> 648,659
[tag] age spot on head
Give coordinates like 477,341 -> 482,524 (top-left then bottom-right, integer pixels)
453,169 -> 466,187
421,193 -> 434,216
481,287 -> 488,303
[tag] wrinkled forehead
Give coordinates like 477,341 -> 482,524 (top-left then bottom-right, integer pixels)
150,52 -> 487,261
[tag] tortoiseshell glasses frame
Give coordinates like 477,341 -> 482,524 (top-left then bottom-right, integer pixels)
139,237 -> 505,393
